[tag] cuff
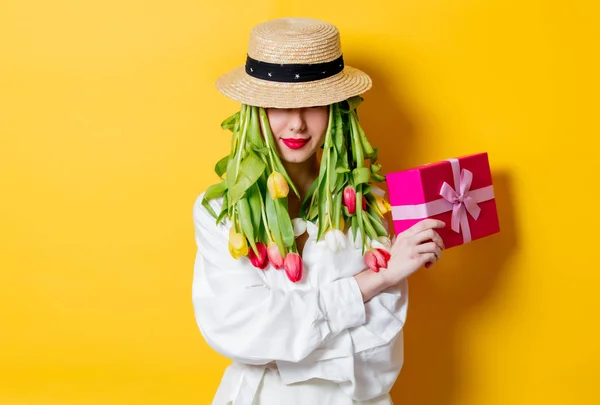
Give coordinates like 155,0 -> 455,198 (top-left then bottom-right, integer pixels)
319,277 -> 366,335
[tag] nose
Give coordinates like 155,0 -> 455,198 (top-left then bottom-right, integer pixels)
287,109 -> 306,133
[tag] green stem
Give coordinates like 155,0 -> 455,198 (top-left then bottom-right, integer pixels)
235,105 -> 250,180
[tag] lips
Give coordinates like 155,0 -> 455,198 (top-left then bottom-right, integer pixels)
281,138 -> 310,149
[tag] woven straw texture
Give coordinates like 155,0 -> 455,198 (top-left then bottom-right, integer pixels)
215,18 -> 372,108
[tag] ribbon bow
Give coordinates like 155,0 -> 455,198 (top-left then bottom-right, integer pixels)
439,168 -> 482,234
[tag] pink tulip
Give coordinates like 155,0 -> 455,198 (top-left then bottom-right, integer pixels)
267,242 -> 284,269
284,252 -> 303,283
343,186 -> 357,215
248,242 -> 268,270
364,248 -> 391,273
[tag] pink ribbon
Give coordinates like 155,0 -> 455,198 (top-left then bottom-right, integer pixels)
391,158 -> 495,243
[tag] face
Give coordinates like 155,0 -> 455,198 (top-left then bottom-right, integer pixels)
266,106 -> 329,163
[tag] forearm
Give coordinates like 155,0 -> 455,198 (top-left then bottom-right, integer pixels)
353,269 -> 391,302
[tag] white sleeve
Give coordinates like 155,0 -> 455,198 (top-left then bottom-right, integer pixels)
191,193 -> 366,365
275,209 -> 409,401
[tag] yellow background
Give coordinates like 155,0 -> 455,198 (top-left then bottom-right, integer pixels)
1,1 -> 599,404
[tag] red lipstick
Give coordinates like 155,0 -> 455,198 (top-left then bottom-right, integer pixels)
281,138 -> 310,149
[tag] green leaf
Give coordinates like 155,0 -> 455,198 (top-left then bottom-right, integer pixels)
349,112 -> 364,168
357,123 -> 375,158
299,177 -> 319,219
366,209 -> 389,237
226,151 -> 237,201
275,198 -> 294,247
334,191 -> 342,229
265,195 -> 285,254
351,215 -> 358,240
214,155 -> 229,178
221,111 -> 240,132
356,188 -> 366,254
247,184 -> 262,234
328,147 -> 338,192
201,197 -> 217,220
335,167 -> 350,173
352,167 -> 371,185
339,95 -> 363,113
317,179 -> 328,240
229,150 -> 266,205
371,172 -> 386,182
362,210 -> 379,241
333,104 -> 344,155
334,171 -> 347,194
237,198 -> 258,255
216,194 -> 228,225
248,106 -> 264,150
204,181 -> 227,200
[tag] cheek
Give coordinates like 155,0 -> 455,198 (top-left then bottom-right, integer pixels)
266,111 -> 287,137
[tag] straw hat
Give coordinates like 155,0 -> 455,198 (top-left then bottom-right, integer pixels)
215,18 -> 372,108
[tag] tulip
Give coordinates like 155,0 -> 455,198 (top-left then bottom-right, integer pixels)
292,218 -> 307,237
228,228 -> 249,259
284,252 -> 303,283
373,194 -> 391,216
343,186 -> 357,215
248,242 -> 268,269
267,242 -> 284,269
364,248 -> 391,273
267,171 -> 289,199
324,229 -> 347,252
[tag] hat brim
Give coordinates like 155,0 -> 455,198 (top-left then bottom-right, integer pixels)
215,65 -> 372,108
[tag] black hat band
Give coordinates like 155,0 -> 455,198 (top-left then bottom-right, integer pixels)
245,54 -> 345,83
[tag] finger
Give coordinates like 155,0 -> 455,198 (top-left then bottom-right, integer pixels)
416,242 -> 438,254
417,243 -> 442,262
404,219 -> 446,237
430,230 -> 445,251
420,252 -> 437,267
410,228 -> 438,246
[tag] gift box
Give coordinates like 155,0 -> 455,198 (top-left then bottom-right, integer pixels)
385,152 -> 500,249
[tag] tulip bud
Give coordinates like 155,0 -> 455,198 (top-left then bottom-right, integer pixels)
324,229 -> 347,253
374,194 -> 391,216
228,228 -> 249,259
292,218 -> 307,237
343,186 -> 357,215
364,248 -> 391,273
267,172 -> 289,199
248,242 -> 268,269
267,242 -> 284,269
283,252 -> 303,283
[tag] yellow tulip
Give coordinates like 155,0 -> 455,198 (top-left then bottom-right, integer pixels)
339,215 -> 345,230
228,228 -> 249,259
267,171 -> 289,199
374,194 -> 392,216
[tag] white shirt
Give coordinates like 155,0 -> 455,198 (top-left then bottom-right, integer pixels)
192,191 -> 409,405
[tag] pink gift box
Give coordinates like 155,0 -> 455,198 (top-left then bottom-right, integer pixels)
385,152 -> 500,249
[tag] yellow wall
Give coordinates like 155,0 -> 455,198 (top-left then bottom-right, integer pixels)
1,1 -> 598,404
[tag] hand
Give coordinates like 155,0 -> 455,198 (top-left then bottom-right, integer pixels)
382,219 -> 446,286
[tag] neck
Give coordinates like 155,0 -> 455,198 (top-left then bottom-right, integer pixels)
282,152 -> 320,202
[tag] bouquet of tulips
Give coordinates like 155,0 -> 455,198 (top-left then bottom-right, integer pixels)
201,96 -> 393,283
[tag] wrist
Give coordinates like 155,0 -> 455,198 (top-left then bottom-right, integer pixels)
354,269 -> 390,302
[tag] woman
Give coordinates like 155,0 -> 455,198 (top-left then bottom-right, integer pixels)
192,18 -> 445,405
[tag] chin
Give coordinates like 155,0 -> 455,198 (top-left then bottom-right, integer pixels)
279,151 -> 315,163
